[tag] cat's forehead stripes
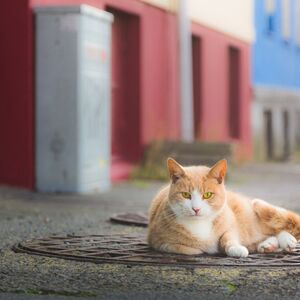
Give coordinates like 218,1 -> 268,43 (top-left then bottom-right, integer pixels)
176,166 -> 210,192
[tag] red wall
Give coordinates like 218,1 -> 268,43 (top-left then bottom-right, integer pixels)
0,0 -> 251,189
191,22 -> 252,161
31,0 -> 180,145
0,1 -> 34,188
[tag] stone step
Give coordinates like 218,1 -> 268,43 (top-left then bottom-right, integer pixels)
132,141 -> 233,180
171,154 -> 228,167
147,141 -> 232,157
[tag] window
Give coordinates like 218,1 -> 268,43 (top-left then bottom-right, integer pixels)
265,0 -> 276,34
282,0 -> 290,40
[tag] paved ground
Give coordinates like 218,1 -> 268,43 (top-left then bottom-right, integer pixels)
1,163 -> 300,299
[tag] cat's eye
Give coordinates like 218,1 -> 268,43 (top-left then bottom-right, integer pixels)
181,192 -> 191,199
203,192 -> 213,199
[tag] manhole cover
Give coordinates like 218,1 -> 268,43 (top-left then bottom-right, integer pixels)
110,212 -> 148,227
13,234 -> 300,267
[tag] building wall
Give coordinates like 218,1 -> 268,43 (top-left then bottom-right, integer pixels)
140,0 -> 177,12
188,0 -> 255,44
252,87 -> 300,161
0,0 -> 252,189
252,0 -> 300,160
31,0 -> 180,145
139,0 -> 255,43
253,0 -> 300,87
0,0 -> 34,188
192,23 -> 252,161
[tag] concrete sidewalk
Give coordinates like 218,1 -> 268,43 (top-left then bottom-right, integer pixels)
1,163 -> 300,299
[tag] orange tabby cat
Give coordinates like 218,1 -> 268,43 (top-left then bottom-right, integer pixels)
147,158 -> 300,257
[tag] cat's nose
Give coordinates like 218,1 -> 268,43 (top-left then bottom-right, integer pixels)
192,207 -> 200,215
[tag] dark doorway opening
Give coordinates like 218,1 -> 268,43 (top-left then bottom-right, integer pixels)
228,46 -> 241,139
296,111 -> 300,151
283,110 -> 290,160
264,110 -> 273,160
192,35 -> 202,139
107,7 -> 141,180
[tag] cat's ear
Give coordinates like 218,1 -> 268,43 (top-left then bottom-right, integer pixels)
167,158 -> 185,183
208,159 -> 227,184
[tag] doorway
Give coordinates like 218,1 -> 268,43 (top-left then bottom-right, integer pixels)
107,7 -> 140,179
264,110 -> 273,160
228,46 -> 241,139
283,110 -> 290,160
192,35 -> 202,139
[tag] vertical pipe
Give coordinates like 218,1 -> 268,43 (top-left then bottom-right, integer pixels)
178,0 -> 194,141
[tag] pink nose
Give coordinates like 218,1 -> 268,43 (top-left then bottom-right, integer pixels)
192,207 -> 200,214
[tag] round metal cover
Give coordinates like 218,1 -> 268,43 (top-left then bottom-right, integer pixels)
110,212 -> 148,227
13,234 -> 300,267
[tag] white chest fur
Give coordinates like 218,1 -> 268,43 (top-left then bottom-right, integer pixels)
178,218 -> 212,241
177,217 -> 218,254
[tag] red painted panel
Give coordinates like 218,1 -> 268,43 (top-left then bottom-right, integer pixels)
141,6 -> 180,143
0,0 -> 34,188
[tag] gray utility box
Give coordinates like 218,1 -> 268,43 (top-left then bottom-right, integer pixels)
35,5 -> 113,193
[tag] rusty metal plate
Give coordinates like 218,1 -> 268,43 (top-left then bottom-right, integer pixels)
110,212 -> 148,227
13,234 -> 300,267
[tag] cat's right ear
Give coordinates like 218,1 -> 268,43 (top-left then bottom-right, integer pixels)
167,158 -> 185,183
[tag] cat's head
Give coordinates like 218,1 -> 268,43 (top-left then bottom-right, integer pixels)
167,158 -> 227,219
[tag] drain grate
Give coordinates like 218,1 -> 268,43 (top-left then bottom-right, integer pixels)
13,234 -> 300,267
110,212 -> 148,227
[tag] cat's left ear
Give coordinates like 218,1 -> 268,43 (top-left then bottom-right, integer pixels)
208,159 -> 227,184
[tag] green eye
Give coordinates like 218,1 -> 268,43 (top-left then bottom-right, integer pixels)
203,192 -> 213,199
181,192 -> 191,199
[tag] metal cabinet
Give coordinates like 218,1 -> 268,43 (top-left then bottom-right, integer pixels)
35,5 -> 113,193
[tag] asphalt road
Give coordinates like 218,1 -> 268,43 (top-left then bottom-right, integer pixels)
1,162 -> 300,299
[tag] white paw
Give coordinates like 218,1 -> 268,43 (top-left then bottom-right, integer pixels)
257,236 -> 279,253
277,231 -> 297,251
227,245 -> 249,258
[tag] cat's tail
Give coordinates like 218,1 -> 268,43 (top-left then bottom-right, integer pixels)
252,198 -> 300,240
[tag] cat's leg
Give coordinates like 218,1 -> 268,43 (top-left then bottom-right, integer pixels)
277,231 -> 297,252
257,233 -> 297,253
219,231 -> 249,258
257,236 -> 279,253
158,243 -> 203,255
253,199 -> 298,251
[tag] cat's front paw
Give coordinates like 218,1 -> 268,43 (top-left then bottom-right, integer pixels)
277,231 -> 297,252
257,236 -> 279,253
227,245 -> 249,258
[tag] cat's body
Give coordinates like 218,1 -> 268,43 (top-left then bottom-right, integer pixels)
147,159 -> 300,257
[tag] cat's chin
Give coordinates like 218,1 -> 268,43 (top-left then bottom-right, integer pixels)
188,214 -> 205,218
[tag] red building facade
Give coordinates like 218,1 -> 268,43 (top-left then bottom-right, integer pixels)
0,0 -> 252,189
